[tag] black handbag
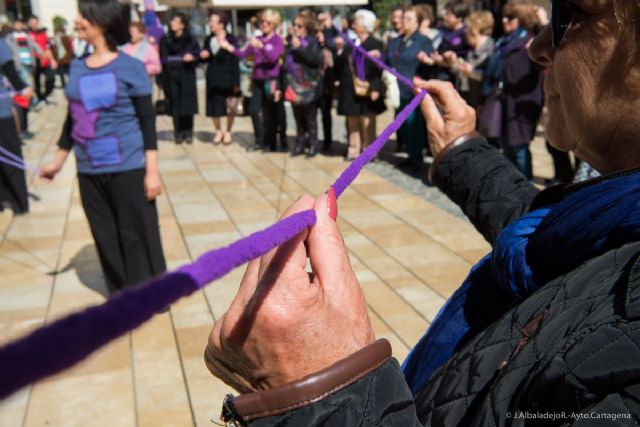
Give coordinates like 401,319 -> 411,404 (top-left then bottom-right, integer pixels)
154,99 -> 168,116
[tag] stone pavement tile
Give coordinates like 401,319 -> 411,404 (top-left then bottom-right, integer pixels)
411,262 -> 474,298
171,292 -> 215,330
358,277 -> 429,347
132,314 -> 193,426
0,307 -> 47,345
171,202 -> 230,224
0,388 -> 29,427
24,369 -> 135,427
369,311 -> 411,363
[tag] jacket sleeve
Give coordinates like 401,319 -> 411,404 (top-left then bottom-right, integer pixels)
431,137 -> 539,245
292,40 -> 321,68
365,39 -> 383,93
57,111 -> 73,150
247,360 -> 421,426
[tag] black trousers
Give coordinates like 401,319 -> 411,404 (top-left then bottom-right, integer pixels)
33,59 -> 55,102
19,107 -> 29,133
292,103 -> 319,151
249,79 -> 279,150
78,169 -> 166,293
57,63 -> 70,88
0,117 -> 28,213
172,114 -> 194,140
320,92 -> 333,148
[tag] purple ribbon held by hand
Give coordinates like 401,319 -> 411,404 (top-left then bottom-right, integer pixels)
0,82 -> 428,399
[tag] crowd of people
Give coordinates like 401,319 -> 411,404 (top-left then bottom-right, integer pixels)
0,2 -> 576,221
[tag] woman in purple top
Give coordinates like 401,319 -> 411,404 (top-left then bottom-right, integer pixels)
220,9 -> 284,152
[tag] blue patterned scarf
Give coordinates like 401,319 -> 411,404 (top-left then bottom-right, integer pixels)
403,171 -> 640,394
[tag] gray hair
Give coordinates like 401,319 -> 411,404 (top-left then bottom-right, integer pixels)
354,9 -> 376,34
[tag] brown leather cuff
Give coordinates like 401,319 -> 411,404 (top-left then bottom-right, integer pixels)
428,131 -> 484,182
220,339 -> 392,424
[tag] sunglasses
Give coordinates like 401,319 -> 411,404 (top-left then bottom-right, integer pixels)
551,0 -> 573,47
294,23 -> 304,29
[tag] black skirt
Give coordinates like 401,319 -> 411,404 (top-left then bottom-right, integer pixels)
206,87 -> 233,118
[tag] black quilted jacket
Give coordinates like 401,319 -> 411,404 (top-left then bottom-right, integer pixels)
250,138 -> 640,426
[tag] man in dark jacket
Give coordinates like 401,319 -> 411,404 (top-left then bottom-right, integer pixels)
203,2 -> 640,425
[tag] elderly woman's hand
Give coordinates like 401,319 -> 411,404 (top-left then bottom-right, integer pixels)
414,78 -> 476,157
205,192 -> 374,393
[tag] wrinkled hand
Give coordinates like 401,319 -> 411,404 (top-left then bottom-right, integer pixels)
291,36 -> 301,49
442,51 -> 457,67
219,39 -> 234,52
274,90 -> 282,102
183,53 -> 195,62
199,50 -> 210,59
205,193 -> 374,393
21,86 -> 34,99
458,61 -> 473,76
368,49 -> 381,59
417,51 -> 434,65
370,91 -> 380,102
144,170 -> 162,201
430,52 -> 445,66
414,78 -> 476,157
40,162 -> 61,180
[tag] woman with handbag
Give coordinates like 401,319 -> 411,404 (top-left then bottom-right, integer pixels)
220,9 -> 284,152
200,11 -> 240,145
478,1 -> 543,180
286,11 -> 323,158
159,12 -> 199,144
334,10 -> 385,161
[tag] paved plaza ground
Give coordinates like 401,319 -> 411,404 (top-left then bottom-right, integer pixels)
0,88 -> 553,426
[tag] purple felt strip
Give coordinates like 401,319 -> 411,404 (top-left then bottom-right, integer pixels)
181,210 -> 317,288
0,153 -> 38,174
336,27 -> 415,90
332,90 -> 427,197
0,144 -> 25,164
0,79 -> 427,400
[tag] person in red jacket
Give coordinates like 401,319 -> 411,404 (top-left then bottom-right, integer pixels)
27,15 -> 57,105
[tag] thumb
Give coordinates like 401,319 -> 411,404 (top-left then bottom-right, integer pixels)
307,187 -> 355,293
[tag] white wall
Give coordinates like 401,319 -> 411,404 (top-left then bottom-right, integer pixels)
31,0 -> 78,32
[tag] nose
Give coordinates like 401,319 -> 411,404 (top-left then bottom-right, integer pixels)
528,25 -> 554,68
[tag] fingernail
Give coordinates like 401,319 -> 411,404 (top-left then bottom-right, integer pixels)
326,186 -> 337,221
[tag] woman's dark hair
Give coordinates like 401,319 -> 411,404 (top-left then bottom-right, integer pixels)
171,12 -> 190,31
79,0 -> 130,51
444,1 -> 470,20
210,11 -> 229,27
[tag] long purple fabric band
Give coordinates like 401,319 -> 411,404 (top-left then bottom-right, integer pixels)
0,88 -> 427,399
0,145 -> 39,174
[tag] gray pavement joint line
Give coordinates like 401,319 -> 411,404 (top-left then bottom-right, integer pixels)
153,128 -> 205,427
241,148 -> 448,314
214,143 -> 417,351
21,175 -> 76,427
129,333 -> 140,427
262,152 -> 472,300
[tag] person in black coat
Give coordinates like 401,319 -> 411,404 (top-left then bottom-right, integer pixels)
286,11 -> 323,158
335,9 -> 385,161
200,12 -> 240,145
478,2 -> 543,180
159,12 -> 199,144
202,1 -> 640,425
